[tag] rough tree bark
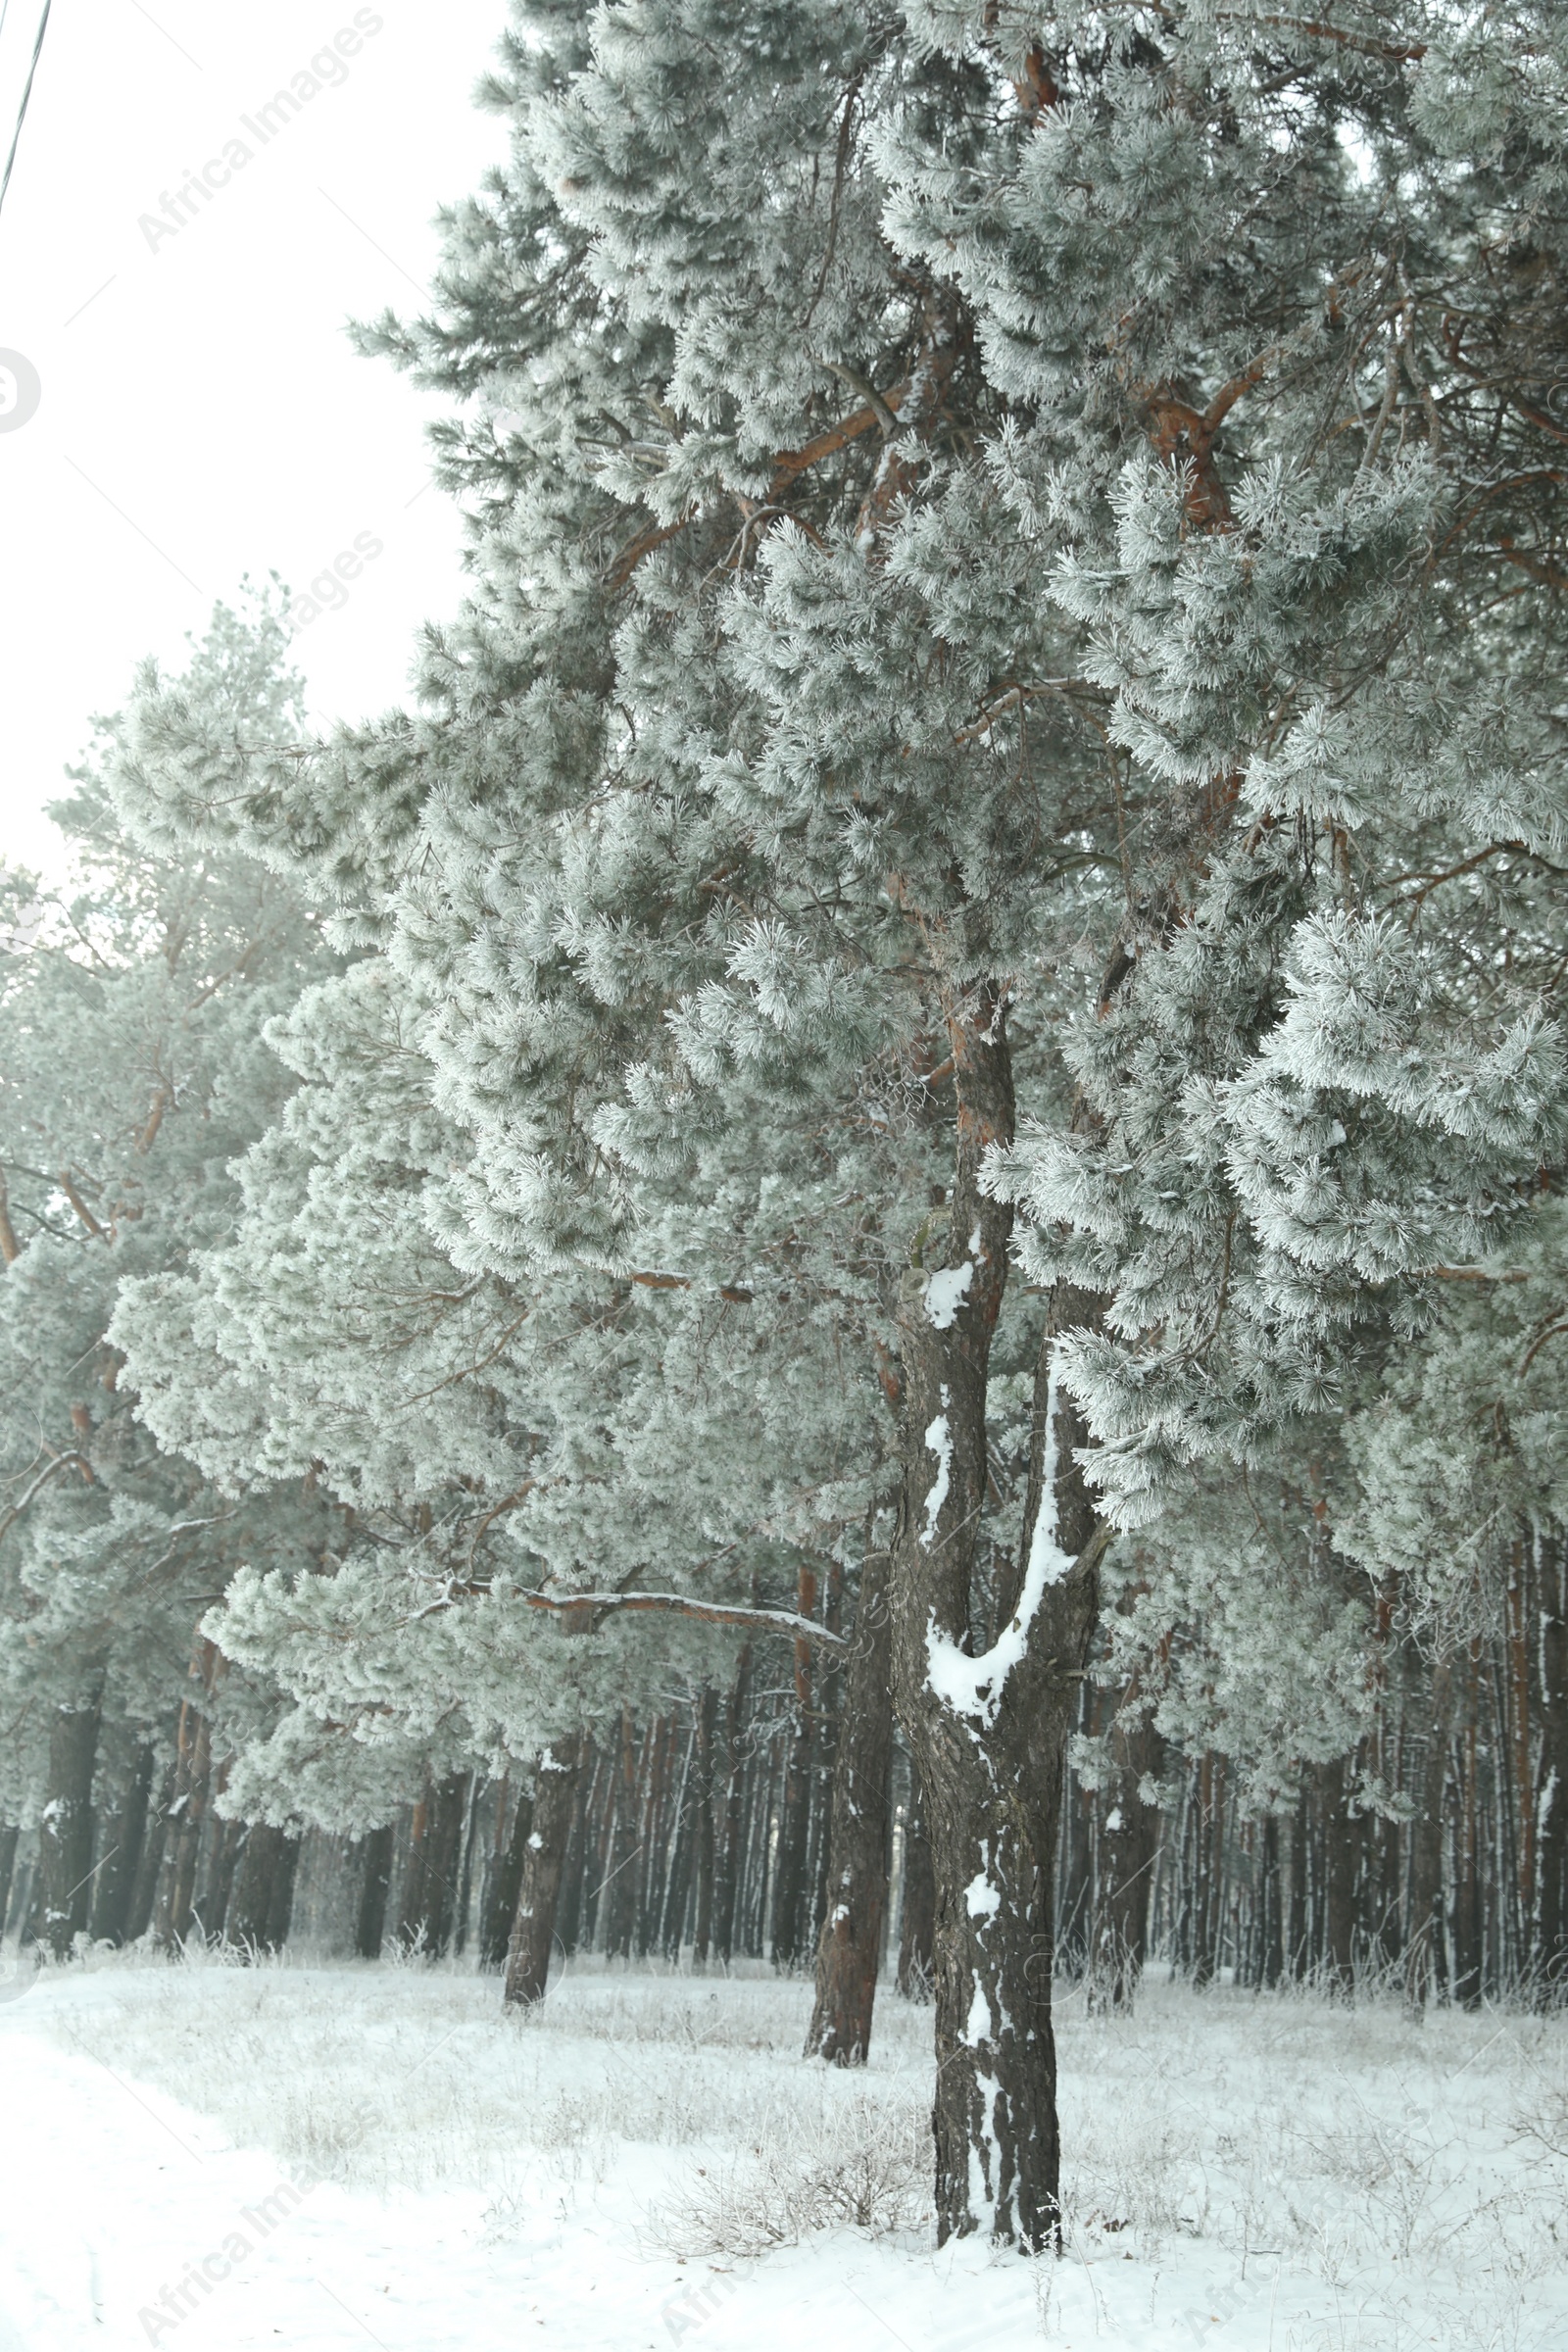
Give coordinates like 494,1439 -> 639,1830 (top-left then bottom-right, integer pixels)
39,1682 -> 103,1958
504,1739 -> 582,2007
887,984 -> 1108,2250
806,1536 -> 894,2062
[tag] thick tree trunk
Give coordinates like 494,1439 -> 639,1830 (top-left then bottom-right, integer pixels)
807,1537 -> 894,2062
89,1742 -> 154,1947
354,1825 -> 394,1960
504,1739 -> 581,2007
897,1767 -> 935,1998
40,1684 -> 104,1958
886,988 -> 1106,2250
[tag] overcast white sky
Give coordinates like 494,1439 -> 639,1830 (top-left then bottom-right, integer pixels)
0,0 -> 513,876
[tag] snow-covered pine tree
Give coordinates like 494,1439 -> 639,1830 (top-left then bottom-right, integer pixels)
111,921 -> 892,2001
0,592 -> 337,1954
110,0 -> 1568,2248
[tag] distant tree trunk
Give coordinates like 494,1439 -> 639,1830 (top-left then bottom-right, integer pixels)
1257,1813 -> 1284,1989
89,1742 -> 154,1946
711,1648 -> 752,1964
1090,1709 -> 1164,2007
124,1755 -> 178,1944
484,1782 -> 535,1969
1534,1533 -> 1568,2001
0,1824 -> 17,1934
505,1739 -> 581,2007
1320,1754 -> 1358,1997
453,1779 -> 481,1956
197,1809 -> 245,1944
265,1835 -> 301,1950
659,1725 -> 700,1956
1404,1663 -> 1451,2015
1453,1646 -> 1484,2008
480,1779 -> 524,1970
424,1773 -> 470,1955
808,1562 -> 845,1951
555,1739 -> 600,1957
40,1682 -> 104,1958
398,1780 -> 432,1949
603,1711 -> 641,1960
770,1564 -> 818,1970
157,1642 -> 220,1951
691,1688 -> 719,1965
807,1536 -> 894,2062
1190,1753 -> 1220,1990
636,1716 -> 673,1957
397,1770 -> 470,1956
228,1825 -> 287,1951
897,1767 -> 935,1999
354,1825 -> 394,1960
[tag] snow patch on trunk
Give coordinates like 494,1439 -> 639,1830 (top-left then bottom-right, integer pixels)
925,1356 -> 1075,1728
923,1259 -> 973,1330
920,1390 -> 952,1549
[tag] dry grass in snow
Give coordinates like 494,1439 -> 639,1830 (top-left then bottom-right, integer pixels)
10,1944 -> 1567,2350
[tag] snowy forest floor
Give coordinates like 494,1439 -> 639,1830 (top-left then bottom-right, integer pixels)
0,1948 -> 1563,2352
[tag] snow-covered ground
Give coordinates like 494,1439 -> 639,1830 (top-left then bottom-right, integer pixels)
0,1946 -> 1563,2351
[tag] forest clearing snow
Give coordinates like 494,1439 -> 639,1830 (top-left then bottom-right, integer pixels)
0,1953 -> 1563,2351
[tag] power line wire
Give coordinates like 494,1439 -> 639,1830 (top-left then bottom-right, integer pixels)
0,0 -> 53,229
